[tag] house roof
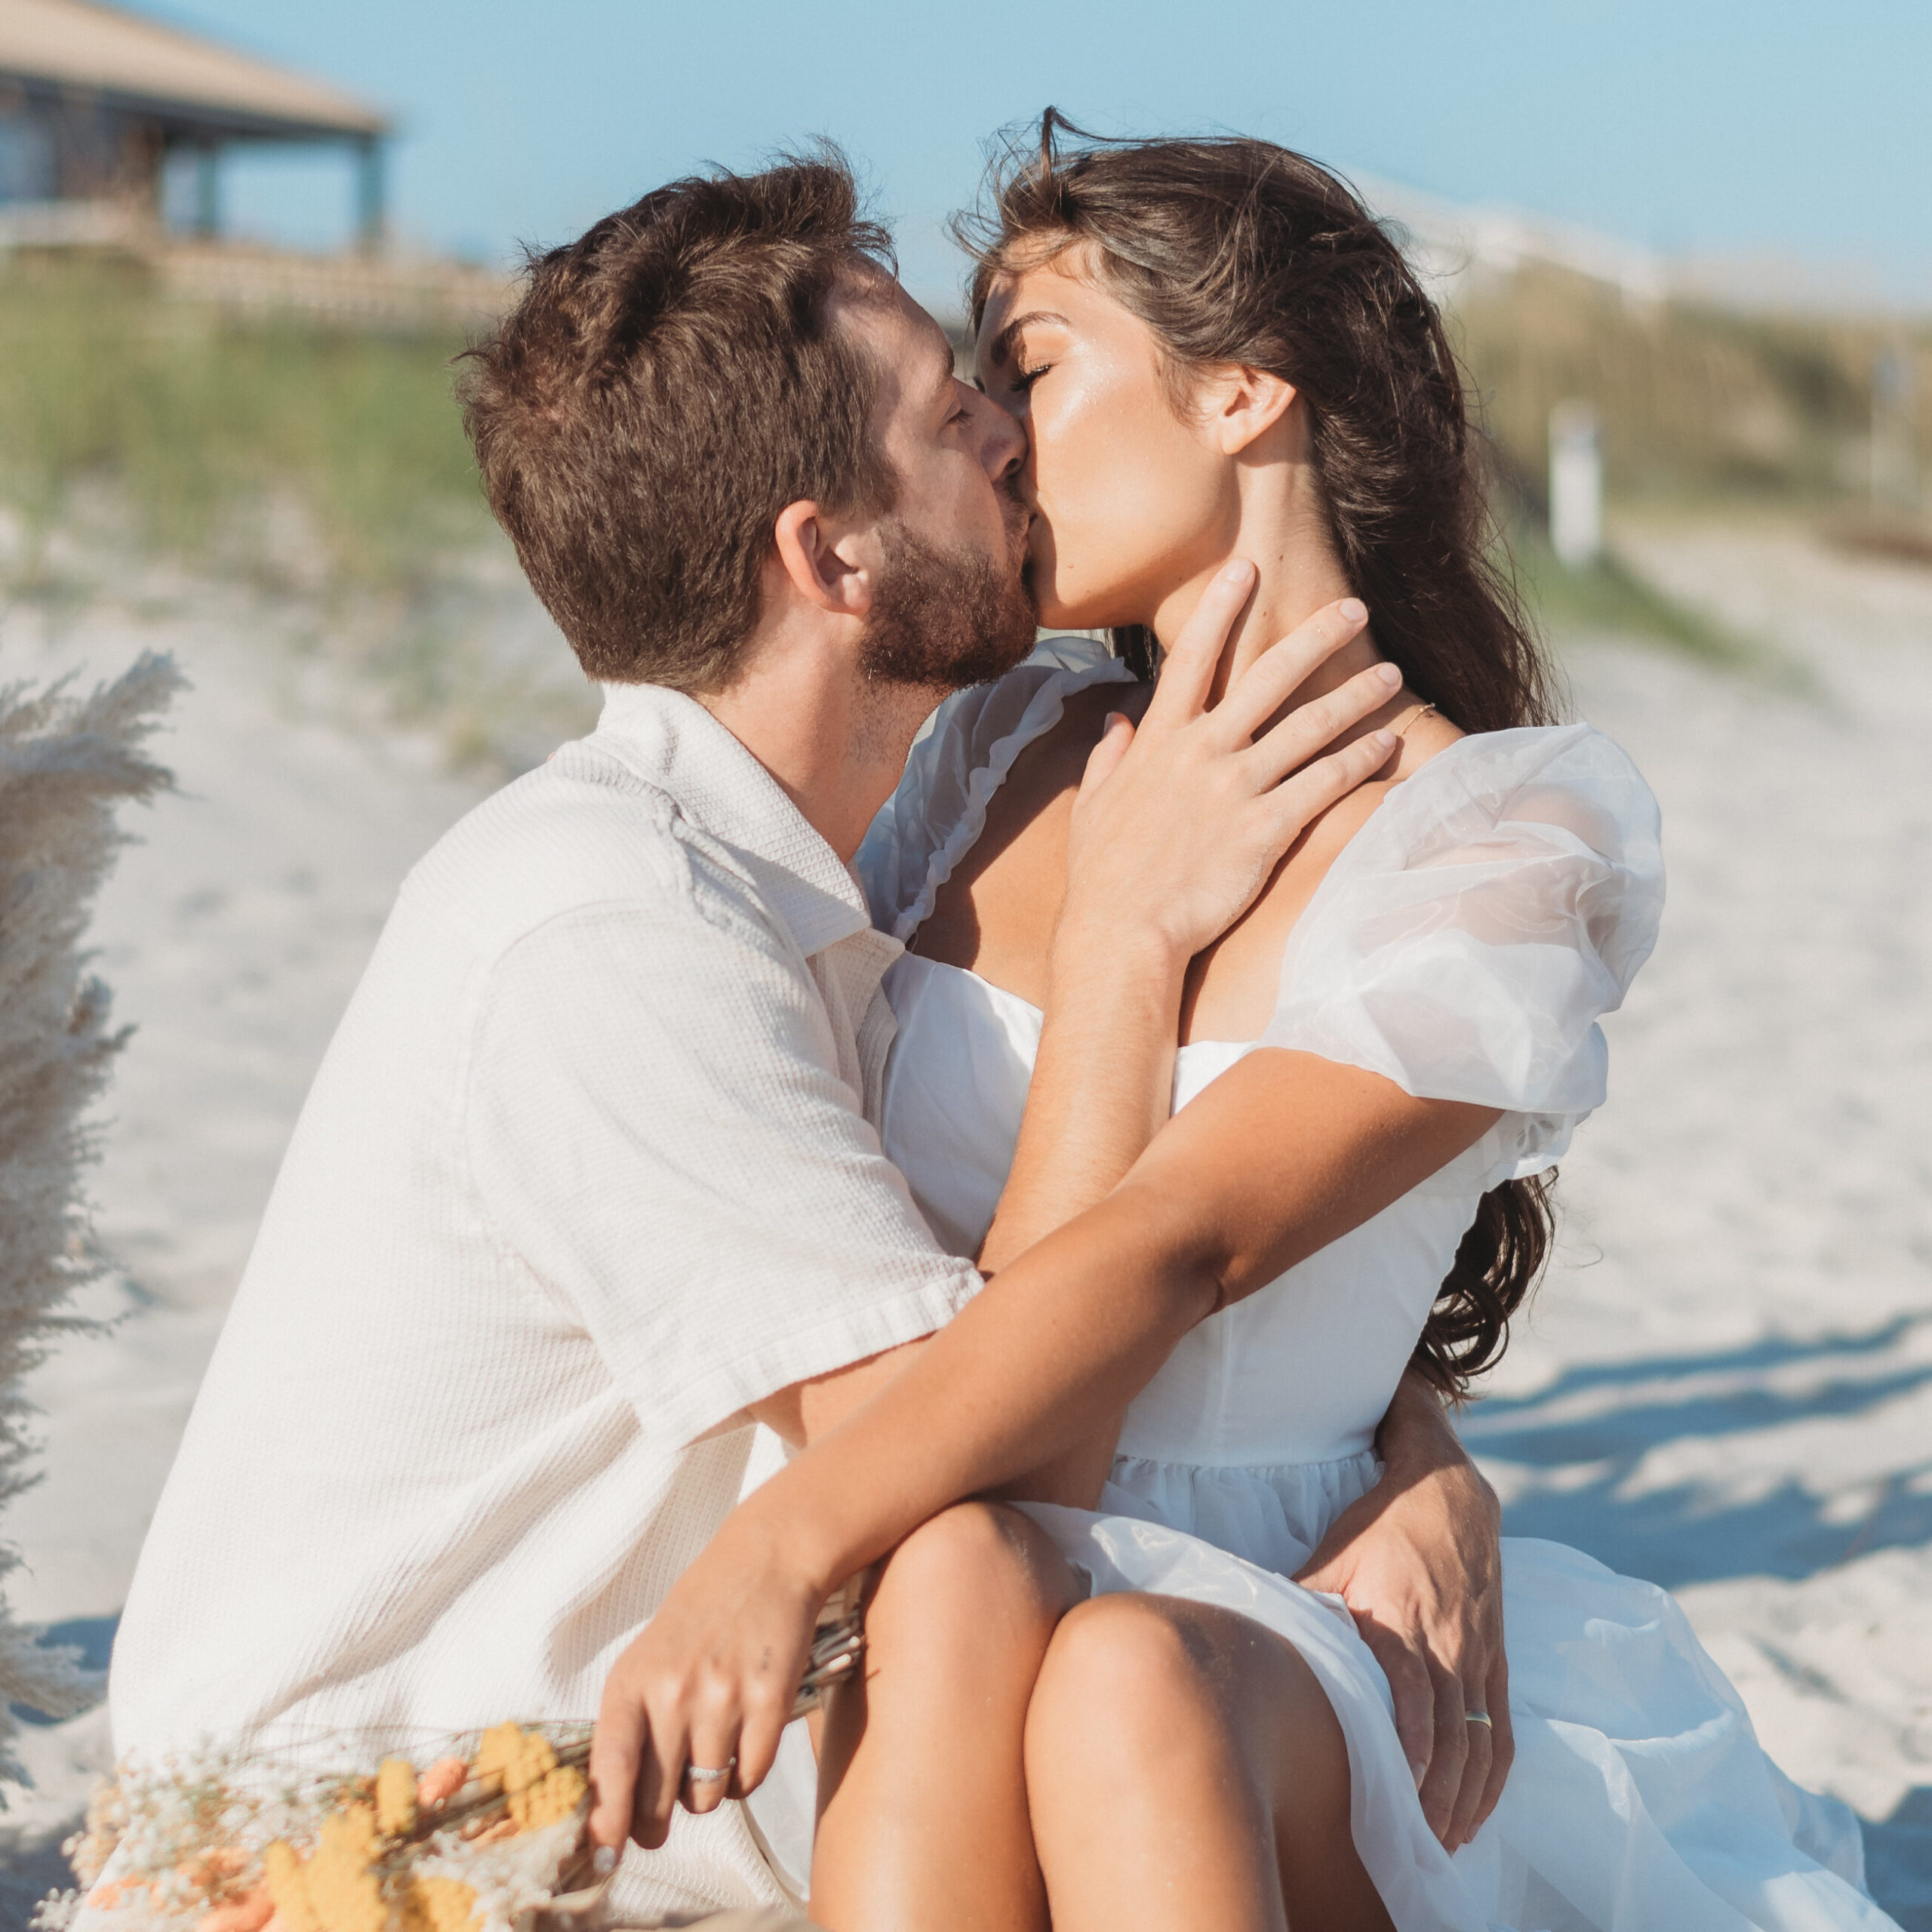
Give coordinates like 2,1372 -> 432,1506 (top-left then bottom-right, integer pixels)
0,0 -> 386,140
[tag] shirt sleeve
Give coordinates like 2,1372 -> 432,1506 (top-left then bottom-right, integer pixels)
464,896 -> 981,1451
1262,724 -> 1665,1173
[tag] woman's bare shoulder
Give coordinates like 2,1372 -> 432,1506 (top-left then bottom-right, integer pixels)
1182,714 -> 1465,1042
910,678 -> 1152,998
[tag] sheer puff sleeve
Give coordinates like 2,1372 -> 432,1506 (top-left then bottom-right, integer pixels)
1262,724 -> 1664,1183
857,636 -> 1135,943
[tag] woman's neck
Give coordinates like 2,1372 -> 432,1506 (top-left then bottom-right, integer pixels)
1147,451 -> 1386,709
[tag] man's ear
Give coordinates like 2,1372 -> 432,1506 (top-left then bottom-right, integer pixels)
771,500 -> 877,619
1202,365 -> 1297,458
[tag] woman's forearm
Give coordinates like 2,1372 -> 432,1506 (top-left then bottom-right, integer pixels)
745,1179 -> 1224,1598
978,920 -> 1184,1275
975,919 -> 1189,1506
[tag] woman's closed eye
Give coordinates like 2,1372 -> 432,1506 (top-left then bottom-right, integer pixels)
1012,362 -> 1051,394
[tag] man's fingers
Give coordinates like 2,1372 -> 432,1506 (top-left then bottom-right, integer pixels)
1361,1620 -> 1436,1792
1144,558 -> 1257,725
588,1678 -> 647,1851
1472,1652 -> 1515,1836
1447,1694 -> 1494,1849
1417,1659 -> 1470,1841
1211,596 -> 1373,746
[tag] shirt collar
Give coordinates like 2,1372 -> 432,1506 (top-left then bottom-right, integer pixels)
592,681 -> 878,960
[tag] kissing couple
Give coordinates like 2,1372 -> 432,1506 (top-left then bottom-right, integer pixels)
107,116 -> 1890,1932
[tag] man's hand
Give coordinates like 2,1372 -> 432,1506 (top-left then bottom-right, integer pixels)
589,1508 -> 828,1854
1057,561 -> 1401,968
1294,1371 -> 1511,1850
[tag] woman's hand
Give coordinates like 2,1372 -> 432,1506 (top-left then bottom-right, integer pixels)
1294,1371 -> 1512,1851
1057,560 -> 1401,971
588,1506 -> 827,1854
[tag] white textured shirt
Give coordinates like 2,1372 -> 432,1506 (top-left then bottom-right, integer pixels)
110,682 -> 980,1922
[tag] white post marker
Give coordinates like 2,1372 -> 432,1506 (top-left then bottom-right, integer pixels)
1870,344 -> 1918,512
1549,398 -> 1604,568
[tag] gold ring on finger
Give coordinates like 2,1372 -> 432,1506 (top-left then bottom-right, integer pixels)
1463,1710 -> 1493,1728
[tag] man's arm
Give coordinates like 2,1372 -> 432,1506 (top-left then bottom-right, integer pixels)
1297,1368 -> 1513,1848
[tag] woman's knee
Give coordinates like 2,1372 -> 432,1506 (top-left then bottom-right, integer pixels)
864,1501 -> 1081,1672
1029,1595 -> 1326,1785
1029,1595 -> 1233,1761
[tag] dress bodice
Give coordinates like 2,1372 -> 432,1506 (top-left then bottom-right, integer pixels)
856,636 -> 1664,1568
880,950 -> 1497,1466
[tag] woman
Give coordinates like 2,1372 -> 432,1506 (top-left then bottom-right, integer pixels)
596,122 -> 1890,1930
793,120 -> 1885,1930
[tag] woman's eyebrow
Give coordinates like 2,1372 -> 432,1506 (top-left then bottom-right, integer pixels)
983,309 -> 1070,370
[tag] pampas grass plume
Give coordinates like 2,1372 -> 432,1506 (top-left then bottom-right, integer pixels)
0,651 -> 181,1792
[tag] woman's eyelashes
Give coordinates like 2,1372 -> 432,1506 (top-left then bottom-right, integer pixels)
1012,362 -> 1051,394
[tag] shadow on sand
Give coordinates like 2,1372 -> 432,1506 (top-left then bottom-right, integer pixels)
1463,1315 -> 1932,1588
1465,1316 -> 1932,1924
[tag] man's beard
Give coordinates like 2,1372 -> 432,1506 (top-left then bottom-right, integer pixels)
857,511 -> 1037,693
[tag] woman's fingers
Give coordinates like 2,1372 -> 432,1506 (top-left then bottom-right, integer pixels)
1075,712 -> 1135,804
676,1684 -> 742,1816
1263,728 -> 1398,845
731,1672 -> 793,1801
1249,662 -> 1401,792
1142,558 -> 1257,727
1211,596 -> 1372,748
588,1670 -> 648,1852
635,1704 -> 690,1847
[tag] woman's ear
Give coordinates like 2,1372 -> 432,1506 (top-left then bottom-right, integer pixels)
771,500 -> 875,618
1204,365 -> 1297,458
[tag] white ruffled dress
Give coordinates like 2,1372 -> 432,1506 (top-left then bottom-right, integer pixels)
817,638 -> 1889,1931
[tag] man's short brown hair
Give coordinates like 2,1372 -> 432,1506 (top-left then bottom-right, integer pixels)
457,152 -> 898,691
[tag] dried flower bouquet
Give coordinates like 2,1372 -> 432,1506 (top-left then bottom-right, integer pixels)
53,1591 -> 866,1932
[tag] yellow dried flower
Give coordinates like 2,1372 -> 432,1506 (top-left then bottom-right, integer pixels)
505,1764 -> 586,1833
400,1876 -> 480,1932
262,1843 -> 321,1932
375,1758 -> 418,1838
301,1805 -> 386,1932
472,1724 -> 555,1800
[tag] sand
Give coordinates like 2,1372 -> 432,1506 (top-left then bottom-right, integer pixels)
0,520 -> 1926,1926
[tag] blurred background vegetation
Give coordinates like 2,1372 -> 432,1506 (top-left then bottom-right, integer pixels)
0,251 -> 1927,750
0,257 -> 592,768
0,260 -> 489,594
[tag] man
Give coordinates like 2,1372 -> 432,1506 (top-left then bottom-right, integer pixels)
109,154 -> 1503,1926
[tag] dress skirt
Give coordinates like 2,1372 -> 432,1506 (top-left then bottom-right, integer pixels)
1017,1497 -> 1890,1932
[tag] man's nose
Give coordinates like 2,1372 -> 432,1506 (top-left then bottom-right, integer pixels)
980,393 -> 1027,486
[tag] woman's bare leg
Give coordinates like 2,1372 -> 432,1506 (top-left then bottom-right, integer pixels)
808,1502 -> 1085,1932
1024,1595 -> 1395,1932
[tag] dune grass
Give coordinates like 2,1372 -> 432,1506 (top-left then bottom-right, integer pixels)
0,262 -> 492,596
1454,263 -> 1928,509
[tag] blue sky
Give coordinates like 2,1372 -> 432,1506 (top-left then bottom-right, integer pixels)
151,0 -> 1932,312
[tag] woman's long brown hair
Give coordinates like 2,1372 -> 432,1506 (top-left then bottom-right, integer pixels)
959,112 -> 1561,1398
